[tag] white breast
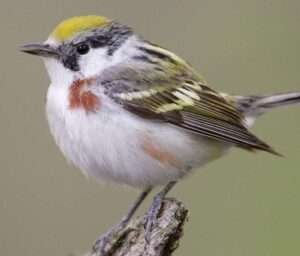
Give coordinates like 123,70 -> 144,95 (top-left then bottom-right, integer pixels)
46,84 -> 228,188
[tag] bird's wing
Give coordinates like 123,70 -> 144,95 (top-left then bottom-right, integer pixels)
99,41 -> 277,154
109,78 -> 277,155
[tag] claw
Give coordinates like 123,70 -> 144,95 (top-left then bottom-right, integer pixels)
144,194 -> 163,243
92,231 -> 111,255
92,188 -> 152,255
144,181 -> 177,243
92,217 -> 129,255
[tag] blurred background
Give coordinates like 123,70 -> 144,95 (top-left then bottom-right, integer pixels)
1,0 -> 300,255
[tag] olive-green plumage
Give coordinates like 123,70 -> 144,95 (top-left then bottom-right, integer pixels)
111,43 -> 279,154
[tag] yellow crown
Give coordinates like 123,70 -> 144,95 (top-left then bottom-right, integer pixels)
51,15 -> 110,42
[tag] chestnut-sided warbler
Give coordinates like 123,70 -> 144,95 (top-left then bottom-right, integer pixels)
21,15 -> 300,249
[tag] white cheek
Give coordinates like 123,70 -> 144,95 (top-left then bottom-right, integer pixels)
79,48 -> 112,77
78,36 -> 138,78
43,57 -> 75,86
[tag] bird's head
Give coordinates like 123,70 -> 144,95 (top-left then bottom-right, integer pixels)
21,15 -> 135,85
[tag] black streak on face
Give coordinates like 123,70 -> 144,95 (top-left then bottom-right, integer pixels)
59,23 -> 133,72
89,34 -> 108,48
61,53 -> 80,71
58,44 -> 80,71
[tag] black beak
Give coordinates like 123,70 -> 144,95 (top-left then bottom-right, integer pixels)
20,43 -> 59,58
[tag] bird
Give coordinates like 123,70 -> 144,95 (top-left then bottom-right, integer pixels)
21,15 -> 300,250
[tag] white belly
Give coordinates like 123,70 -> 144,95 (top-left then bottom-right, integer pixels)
46,85 -> 228,188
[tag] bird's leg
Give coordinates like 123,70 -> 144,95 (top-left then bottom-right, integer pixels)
120,187 -> 153,225
144,181 -> 177,242
93,187 -> 152,254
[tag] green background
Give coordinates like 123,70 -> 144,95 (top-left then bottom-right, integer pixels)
1,0 -> 300,255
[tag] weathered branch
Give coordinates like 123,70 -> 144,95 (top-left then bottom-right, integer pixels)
84,198 -> 188,256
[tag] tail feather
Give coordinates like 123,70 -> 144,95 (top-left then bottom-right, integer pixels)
235,92 -> 300,116
234,92 -> 300,155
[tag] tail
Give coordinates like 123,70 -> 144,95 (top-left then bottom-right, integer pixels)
235,92 -> 300,126
234,91 -> 300,156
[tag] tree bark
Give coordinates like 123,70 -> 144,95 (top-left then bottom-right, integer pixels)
85,198 -> 188,256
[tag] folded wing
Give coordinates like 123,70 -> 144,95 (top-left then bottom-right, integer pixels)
112,79 -> 278,155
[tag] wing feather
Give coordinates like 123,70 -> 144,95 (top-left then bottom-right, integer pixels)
103,44 -> 278,155
112,81 -> 279,155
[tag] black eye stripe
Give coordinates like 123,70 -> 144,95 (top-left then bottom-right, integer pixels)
58,22 -> 133,72
89,36 -> 108,48
61,54 -> 80,71
76,43 -> 90,55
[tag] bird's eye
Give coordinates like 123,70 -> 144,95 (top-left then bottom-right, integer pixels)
76,43 -> 90,55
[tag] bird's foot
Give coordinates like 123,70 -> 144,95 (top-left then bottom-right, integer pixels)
144,193 -> 164,243
92,218 -> 127,256
92,188 -> 153,255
